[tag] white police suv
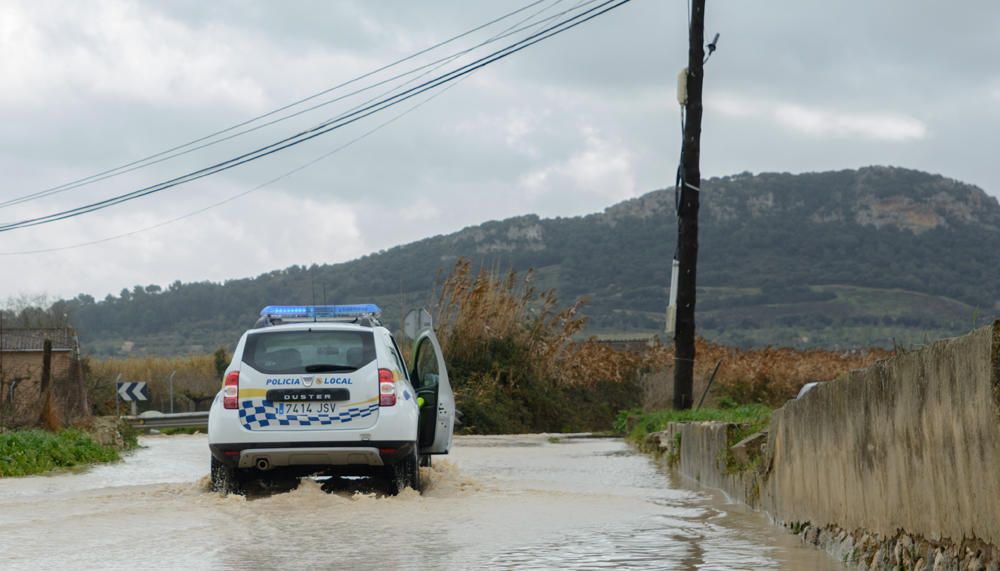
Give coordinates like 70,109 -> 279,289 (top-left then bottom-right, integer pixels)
208,304 -> 454,495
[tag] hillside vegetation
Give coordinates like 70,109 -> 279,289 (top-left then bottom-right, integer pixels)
20,166 -> 999,356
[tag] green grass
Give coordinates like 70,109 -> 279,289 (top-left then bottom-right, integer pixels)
119,421 -> 140,450
0,430 -> 121,477
615,404 -> 772,445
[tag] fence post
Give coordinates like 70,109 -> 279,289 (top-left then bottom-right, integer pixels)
38,339 -> 58,429
168,370 -> 176,414
39,339 -> 52,395
114,373 -> 122,418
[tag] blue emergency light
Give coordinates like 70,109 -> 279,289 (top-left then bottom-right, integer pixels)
260,304 -> 382,319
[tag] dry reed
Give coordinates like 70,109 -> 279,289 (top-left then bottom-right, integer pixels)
87,354 -> 221,413
432,259 -> 637,388
635,338 -> 890,407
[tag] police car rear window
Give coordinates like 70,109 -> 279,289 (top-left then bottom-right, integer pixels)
243,330 -> 376,375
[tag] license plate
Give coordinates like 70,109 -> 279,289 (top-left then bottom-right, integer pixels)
277,402 -> 337,415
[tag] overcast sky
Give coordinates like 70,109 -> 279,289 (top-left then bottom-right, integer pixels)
0,0 -> 997,302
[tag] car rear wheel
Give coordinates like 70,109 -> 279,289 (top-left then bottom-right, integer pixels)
386,448 -> 420,495
210,456 -> 245,495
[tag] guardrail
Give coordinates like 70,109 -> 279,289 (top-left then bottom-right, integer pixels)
124,411 -> 209,431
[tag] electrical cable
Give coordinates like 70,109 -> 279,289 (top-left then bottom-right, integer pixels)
0,80 -> 466,256
0,0 -> 632,234
0,0 -> 578,253
0,0 -> 597,212
0,0 -> 593,231
0,2 -> 602,229
0,0 -> 551,210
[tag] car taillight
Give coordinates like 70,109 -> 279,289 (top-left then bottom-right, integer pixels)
223,371 -> 239,410
378,368 -> 396,407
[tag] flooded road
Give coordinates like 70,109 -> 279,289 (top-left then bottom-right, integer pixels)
0,434 -> 840,570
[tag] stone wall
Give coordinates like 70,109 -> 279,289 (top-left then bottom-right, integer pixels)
1,351 -> 87,426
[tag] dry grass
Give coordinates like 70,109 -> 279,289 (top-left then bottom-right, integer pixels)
433,259 -> 643,390
431,259 -> 887,428
635,338 -> 890,408
38,390 -> 62,431
86,354 -> 222,413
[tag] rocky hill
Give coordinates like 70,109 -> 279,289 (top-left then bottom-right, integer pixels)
44,166 -> 1000,356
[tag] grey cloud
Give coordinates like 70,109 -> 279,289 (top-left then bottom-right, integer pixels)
0,0 -> 997,300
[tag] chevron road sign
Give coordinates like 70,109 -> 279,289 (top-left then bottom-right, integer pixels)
117,381 -> 150,402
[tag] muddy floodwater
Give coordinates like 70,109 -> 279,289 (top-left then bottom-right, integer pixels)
0,434 -> 841,570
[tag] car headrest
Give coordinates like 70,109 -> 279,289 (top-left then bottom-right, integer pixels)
346,347 -> 364,367
261,348 -> 302,369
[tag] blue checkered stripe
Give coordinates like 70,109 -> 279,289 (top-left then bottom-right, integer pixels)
238,400 -> 379,430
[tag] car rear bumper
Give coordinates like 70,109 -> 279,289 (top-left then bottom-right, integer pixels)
210,440 -> 414,469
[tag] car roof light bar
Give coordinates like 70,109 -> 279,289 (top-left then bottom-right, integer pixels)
259,304 -> 382,320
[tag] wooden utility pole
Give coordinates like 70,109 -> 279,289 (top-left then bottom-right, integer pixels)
0,311 -> 4,388
0,312 -> 5,428
673,0 -> 707,410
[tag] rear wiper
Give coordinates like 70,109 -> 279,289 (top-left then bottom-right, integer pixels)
304,364 -> 357,373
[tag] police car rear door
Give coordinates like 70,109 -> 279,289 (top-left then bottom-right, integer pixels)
410,330 -> 454,454
238,326 -> 381,432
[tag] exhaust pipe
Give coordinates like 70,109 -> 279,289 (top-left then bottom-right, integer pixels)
256,457 -> 271,471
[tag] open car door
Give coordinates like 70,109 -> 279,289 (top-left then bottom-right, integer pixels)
410,330 -> 454,455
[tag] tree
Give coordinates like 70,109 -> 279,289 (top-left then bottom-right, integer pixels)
213,347 -> 230,378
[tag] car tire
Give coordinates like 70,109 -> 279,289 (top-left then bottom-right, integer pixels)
407,450 -> 422,492
419,454 -> 432,468
210,456 -> 245,495
386,448 -> 421,495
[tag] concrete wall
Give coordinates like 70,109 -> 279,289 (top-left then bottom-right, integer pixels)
672,422 -> 758,505
643,324 -> 1000,568
761,322 -> 1000,547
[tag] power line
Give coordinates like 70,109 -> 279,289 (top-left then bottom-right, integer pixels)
0,0 -> 632,234
0,0 -> 551,211
0,0 -> 578,226
0,0 -> 576,254
0,80 -> 466,256
0,0 -> 599,227
0,0 -> 601,212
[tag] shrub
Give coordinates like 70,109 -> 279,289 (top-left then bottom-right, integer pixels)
432,260 -> 641,433
0,429 -> 120,477
615,404 -> 773,445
